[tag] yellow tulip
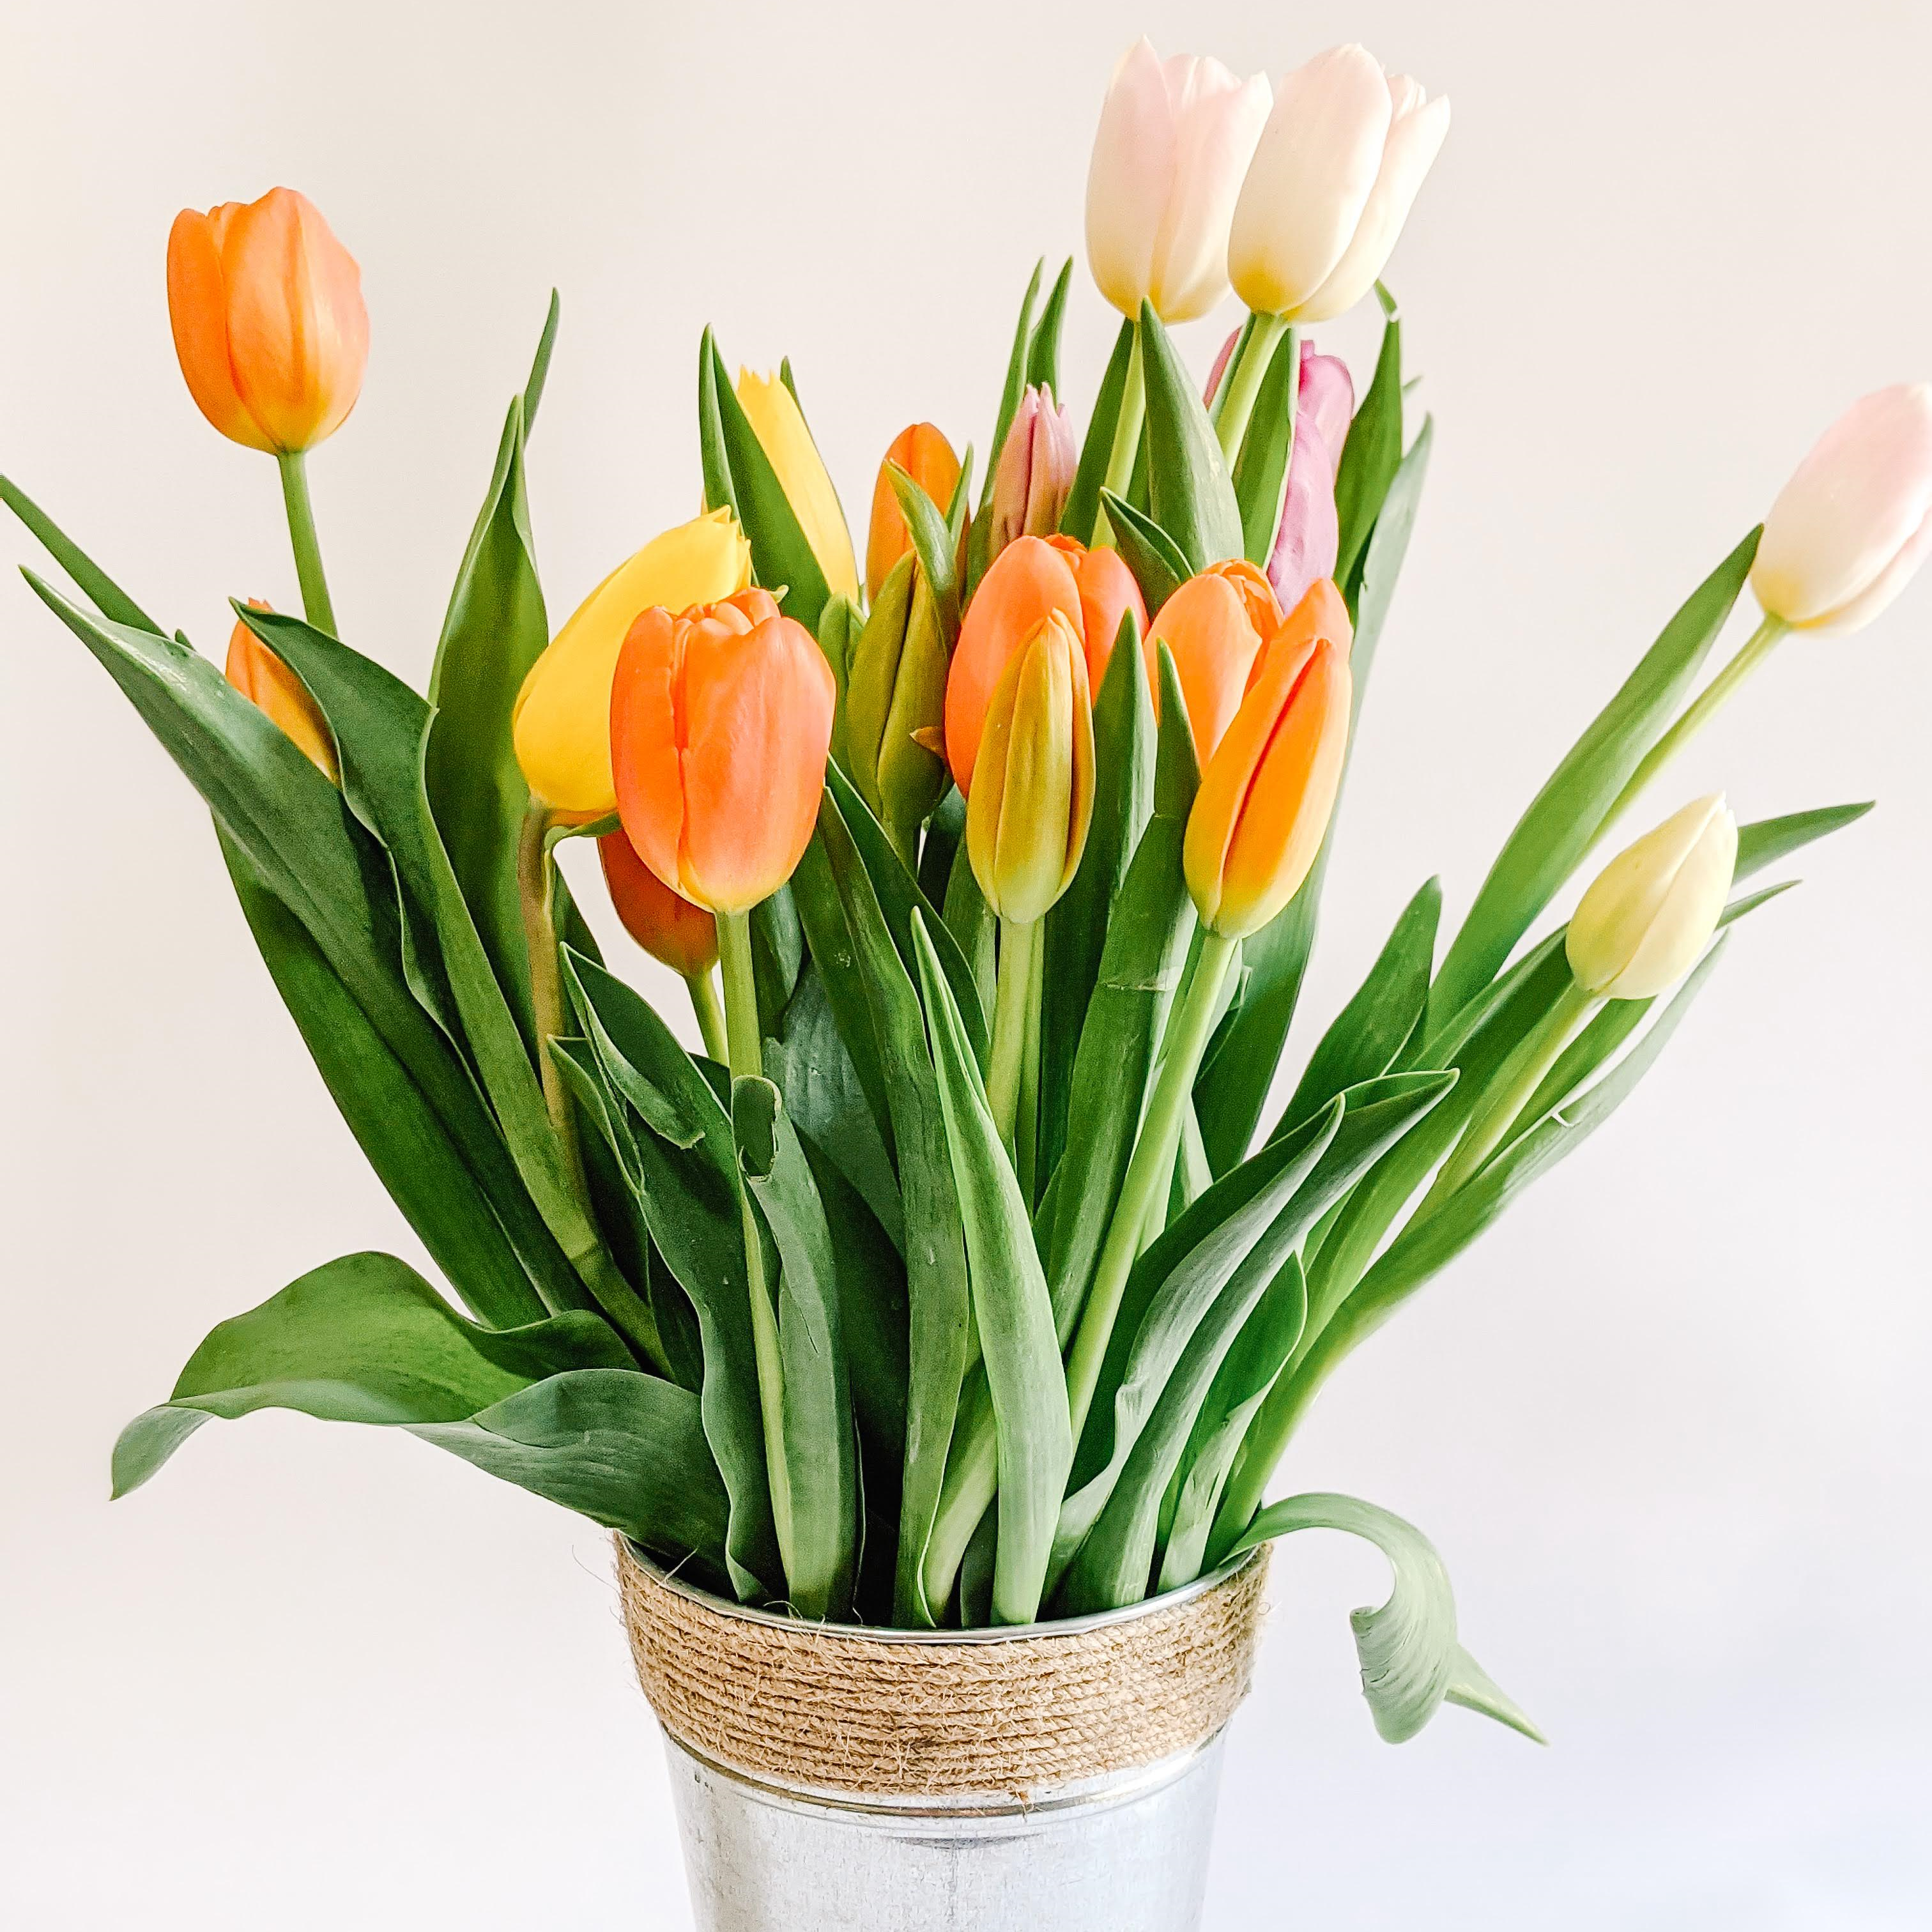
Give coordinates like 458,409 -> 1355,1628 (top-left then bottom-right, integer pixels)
735,370 -> 860,605
511,509 -> 751,818
1567,793 -> 1737,1000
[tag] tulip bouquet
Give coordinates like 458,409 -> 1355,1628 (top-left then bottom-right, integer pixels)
8,38 -> 1921,1756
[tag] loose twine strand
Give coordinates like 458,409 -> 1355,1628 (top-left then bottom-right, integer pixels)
616,1538 -> 1270,1798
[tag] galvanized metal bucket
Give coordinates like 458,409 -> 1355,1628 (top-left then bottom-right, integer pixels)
616,1540 -> 1270,1932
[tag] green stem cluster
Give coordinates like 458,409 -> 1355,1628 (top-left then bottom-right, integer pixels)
1215,314 -> 1289,463
1094,325 -> 1146,548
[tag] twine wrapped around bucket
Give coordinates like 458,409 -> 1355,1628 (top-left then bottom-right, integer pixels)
615,1537 -> 1270,1798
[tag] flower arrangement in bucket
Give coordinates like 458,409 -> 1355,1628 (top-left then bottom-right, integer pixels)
10,31 -> 1926,1932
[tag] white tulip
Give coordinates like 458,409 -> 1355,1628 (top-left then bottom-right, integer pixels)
1228,44 -> 1449,324
1085,40 -> 1272,325
1751,383 -> 1932,634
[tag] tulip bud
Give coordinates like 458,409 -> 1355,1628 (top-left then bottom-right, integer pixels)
1567,794 -> 1736,1000
610,588 -> 834,915
225,602 -> 338,782
735,369 -> 861,605
1751,383 -> 1932,634
966,612 -> 1096,925
1085,40 -> 1272,324
512,509 -> 752,819
1229,45 -> 1450,325
599,826 -> 719,979
1268,345 -> 1354,609
167,188 -> 368,455
1184,581 -> 1353,937
1146,558 -> 1282,761
866,422 -> 961,602
988,385 -> 1078,562
845,553 -> 950,854
946,534 -> 1146,794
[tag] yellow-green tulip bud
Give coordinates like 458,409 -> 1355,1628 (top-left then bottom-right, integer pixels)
845,552 -> 949,855
735,369 -> 861,606
1567,793 -> 1737,1000
965,611 -> 1096,925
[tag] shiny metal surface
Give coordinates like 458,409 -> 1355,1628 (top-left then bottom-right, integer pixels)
660,1729 -> 1230,1932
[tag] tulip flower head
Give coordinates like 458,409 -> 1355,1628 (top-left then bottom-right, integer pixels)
512,509 -> 753,819
946,534 -> 1146,793
988,385 -> 1078,560
1184,579 -> 1353,937
1086,40 -> 1272,324
167,188 -> 368,454
225,601 -> 337,782
846,552 -> 950,846
1268,344 -> 1354,608
1146,558 -> 1283,761
1229,45 -> 1450,324
610,588 -> 834,916
1751,383 -> 1932,634
1567,794 -> 1736,1001
866,422 -> 960,601
599,826 -> 719,979
966,611 -> 1096,925
735,369 -> 860,605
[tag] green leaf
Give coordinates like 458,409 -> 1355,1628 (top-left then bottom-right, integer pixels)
411,1369 -> 728,1572
751,884 -> 806,1036
1062,318 -> 1137,546
1333,295 -> 1403,592
1232,1492 -> 1542,1744
1100,490 -> 1188,613
735,1077 -> 859,1620
1039,611 -> 1158,1184
1232,326 -> 1303,567
112,1250 -> 629,1496
884,461 -> 962,639
1274,879 -> 1440,1138
1347,414 -> 1433,678
1156,1257 -> 1307,1591
1138,302 -> 1244,571
1024,258 -> 1073,397
815,790 -> 970,1625
982,259 -> 1044,510
1,475 -> 162,632
1430,526 -> 1761,1025
218,831 -> 548,1328
1734,799 -> 1874,877
559,948 -> 780,1600
911,914 -> 1071,1625
699,329 -> 832,632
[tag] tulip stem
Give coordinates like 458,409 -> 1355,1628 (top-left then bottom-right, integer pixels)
1424,977 -> 1600,1209
687,969 -> 729,1064
276,450 -> 337,635
1063,928 -> 1238,1444
717,907 -> 797,1591
1594,614 -> 1788,850
1215,314 -> 1290,463
1016,918 -> 1046,1202
986,917 -> 1039,1152
1095,326 -> 1146,546
518,802 -> 587,1189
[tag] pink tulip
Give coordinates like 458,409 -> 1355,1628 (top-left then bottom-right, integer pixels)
1268,344 -> 1354,609
1085,40 -> 1272,325
989,384 -> 1078,560
1751,383 -> 1932,633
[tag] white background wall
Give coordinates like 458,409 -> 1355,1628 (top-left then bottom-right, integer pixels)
3,1 -> 1928,1925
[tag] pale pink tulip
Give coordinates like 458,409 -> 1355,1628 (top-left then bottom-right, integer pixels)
1229,45 -> 1448,324
1751,383 -> 1932,633
1269,346 -> 1354,608
989,385 -> 1078,559
1085,40 -> 1272,325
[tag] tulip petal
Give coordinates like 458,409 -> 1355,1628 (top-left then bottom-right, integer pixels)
737,370 -> 861,606
167,209 -> 277,452
1147,63 -> 1273,323
1085,38 -> 1177,320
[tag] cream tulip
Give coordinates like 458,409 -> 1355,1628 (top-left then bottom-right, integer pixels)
1085,40 -> 1272,325
1567,795 -> 1737,1001
1229,45 -> 1449,325
1751,383 -> 1932,634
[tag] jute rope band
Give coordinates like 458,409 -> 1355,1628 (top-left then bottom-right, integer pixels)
616,1538 -> 1270,1799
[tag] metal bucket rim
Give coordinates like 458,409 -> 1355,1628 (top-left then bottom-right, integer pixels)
621,1539 -> 1264,1646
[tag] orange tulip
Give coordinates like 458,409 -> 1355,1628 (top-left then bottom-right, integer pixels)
610,588 -> 834,915
1146,559 -> 1283,761
224,601 -> 337,782
599,827 -> 719,978
1183,579 -> 1353,937
167,188 -> 368,454
944,534 -> 1147,793
866,422 -> 962,601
